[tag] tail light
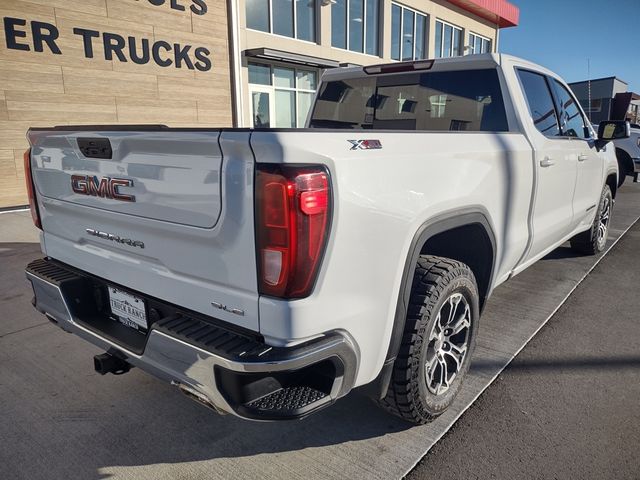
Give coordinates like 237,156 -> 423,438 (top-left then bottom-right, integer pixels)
23,149 -> 42,230
255,164 -> 331,298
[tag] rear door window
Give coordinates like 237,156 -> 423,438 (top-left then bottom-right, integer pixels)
309,69 -> 508,131
516,69 -> 560,137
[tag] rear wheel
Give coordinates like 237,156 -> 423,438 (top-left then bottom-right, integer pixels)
378,255 -> 479,424
570,185 -> 612,255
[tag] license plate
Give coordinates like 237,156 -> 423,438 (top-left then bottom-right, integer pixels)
108,286 -> 147,332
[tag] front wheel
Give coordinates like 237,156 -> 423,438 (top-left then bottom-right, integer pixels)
570,185 -> 612,255
378,255 -> 479,424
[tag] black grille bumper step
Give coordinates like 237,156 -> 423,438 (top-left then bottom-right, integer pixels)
153,315 -> 272,360
244,386 -> 330,417
26,258 -> 82,286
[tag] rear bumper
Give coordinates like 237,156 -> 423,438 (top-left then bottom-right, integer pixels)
26,258 -> 358,421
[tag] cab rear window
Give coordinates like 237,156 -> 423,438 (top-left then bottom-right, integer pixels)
309,69 -> 508,132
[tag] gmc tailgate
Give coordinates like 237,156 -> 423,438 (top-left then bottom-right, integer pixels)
27,127 -> 259,331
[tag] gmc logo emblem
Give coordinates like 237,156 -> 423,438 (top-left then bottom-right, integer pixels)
71,175 -> 136,202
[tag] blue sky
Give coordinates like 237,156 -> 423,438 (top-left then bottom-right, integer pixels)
500,0 -> 640,92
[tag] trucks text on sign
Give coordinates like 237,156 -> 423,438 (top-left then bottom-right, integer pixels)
2,0 -> 213,72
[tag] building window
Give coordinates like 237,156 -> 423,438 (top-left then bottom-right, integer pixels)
434,19 -> 462,58
468,33 -> 491,55
248,63 -> 318,128
246,0 -> 316,42
331,0 -> 379,55
391,3 -> 427,61
587,98 -> 602,113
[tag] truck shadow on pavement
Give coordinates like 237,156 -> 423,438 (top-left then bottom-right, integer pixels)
540,245 -> 585,260
46,368 -> 414,478
0,241 -> 415,479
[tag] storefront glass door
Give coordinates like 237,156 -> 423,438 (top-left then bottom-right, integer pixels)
251,87 -> 273,128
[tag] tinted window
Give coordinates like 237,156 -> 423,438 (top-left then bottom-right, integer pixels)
469,33 -> 491,55
517,70 -> 560,137
273,0 -> 294,37
247,0 -> 315,41
246,0 -> 269,31
391,4 -> 427,61
434,21 -> 442,58
401,9 -> 414,61
443,24 -> 452,56
551,80 -> 589,139
349,0 -> 364,53
296,0 -> 315,41
365,0 -> 379,55
249,63 -> 271,85
391,4 -> 401,60
309,69 -> 508,131
332,0 -> 378,54
331,0 -> 347,48
452,27 -> 461,56
415,14 -> 426,59
435,20 -> 462,58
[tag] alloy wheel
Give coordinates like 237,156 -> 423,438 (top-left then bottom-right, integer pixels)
597,196 -> 611,247
425,292 -> 472,395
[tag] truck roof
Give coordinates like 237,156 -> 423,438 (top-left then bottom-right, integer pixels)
322,53 -> 562,84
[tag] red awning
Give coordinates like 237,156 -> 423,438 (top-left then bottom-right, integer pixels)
446,0 -> 520,28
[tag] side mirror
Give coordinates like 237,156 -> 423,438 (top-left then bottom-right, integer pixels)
595,120 -> 630,150
598,120 -> 631,140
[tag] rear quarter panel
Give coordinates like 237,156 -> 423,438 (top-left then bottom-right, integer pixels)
251,130 -> 533,385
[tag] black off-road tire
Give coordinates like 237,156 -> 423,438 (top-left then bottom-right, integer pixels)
570,185 -> 612,255
378,255 -> 479,424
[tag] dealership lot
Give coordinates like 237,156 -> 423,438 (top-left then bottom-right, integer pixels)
1,184 -> 639,480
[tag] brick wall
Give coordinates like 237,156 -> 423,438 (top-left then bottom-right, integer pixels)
0,0 -> 233,208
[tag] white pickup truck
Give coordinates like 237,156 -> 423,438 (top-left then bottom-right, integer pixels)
24,54 -> 628,424
612,124 -> 640,185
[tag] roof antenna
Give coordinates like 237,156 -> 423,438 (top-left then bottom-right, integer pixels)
587,58 -> 592,123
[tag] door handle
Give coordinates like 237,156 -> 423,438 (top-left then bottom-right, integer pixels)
540,157 -> 555,167
578,154 -> 588,162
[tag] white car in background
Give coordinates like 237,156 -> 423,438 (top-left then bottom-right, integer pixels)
611,124 -> 640,186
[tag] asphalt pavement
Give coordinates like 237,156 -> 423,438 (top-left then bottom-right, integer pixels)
409,218 -> 640,479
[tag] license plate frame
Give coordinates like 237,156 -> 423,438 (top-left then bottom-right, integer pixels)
108,286 -> 148,332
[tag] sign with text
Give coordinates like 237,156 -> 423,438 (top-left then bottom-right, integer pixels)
2,0 -> 214,71
0,0 -> 233,209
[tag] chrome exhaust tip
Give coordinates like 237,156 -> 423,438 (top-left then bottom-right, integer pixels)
171,381 -> 226,415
